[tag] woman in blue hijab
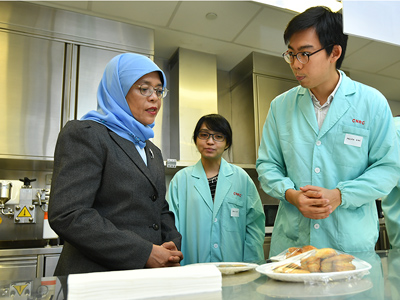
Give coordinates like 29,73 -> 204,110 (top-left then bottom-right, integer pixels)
49,53 -> 183,275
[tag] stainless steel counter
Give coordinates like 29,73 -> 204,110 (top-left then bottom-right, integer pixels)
0,246 -> 62,257
0,249 -> 397,299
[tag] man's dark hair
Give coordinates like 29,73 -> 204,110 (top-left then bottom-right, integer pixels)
284,6 -> 348,69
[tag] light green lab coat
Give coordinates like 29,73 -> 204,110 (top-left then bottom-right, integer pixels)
167,158 -> 265,265
382,116 -> 400,249
256,71 -> 400,256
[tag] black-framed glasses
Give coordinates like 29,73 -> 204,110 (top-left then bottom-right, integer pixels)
282,44 -> 333,65
197,131 -> 226,142
136,84 -> 169,99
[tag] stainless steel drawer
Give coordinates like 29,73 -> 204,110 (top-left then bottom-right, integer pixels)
0,257 -> 37,280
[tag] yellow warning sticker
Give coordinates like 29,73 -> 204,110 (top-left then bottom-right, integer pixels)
12,284 -> 28,296
17,206 -> 32,218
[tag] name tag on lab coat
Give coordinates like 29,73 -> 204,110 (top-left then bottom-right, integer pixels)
344,134 -> 363,147
231,208 -> 239,217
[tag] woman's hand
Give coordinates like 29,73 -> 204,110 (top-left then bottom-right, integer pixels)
145,242 -> 183,268
161,241 -> 184,263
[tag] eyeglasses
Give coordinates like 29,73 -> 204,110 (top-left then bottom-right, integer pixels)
282,44 -> 333,65
136,84 -> 169,99
197,131 -> 226,142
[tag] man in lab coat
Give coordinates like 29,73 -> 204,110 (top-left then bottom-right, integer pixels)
382,116 -> 400,249
256,6 -> 400,257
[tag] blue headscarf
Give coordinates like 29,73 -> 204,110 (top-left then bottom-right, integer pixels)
81,53 -> 167,148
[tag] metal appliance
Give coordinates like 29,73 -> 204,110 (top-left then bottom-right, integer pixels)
0,178 -> 56,245
0,181 -> 12,214
0,277 -> 64,299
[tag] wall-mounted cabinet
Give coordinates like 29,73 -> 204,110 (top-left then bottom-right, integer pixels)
0,1 -> 153,164
73,46 -> 124,121
0,31 -> 65,161
229,52 -> 297,166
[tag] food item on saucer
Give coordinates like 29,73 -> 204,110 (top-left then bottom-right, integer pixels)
276,247 -> 356,274
301,245 -> 317,252
314,248 -> 337,259
300,256 -> 321,273
286,247 -> 301,258
273,263 -> 310,274
320,254 -> 355,272
300,249 -> 355,273
285,245 -> 317,258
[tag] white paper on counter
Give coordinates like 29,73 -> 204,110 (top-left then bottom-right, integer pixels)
68,264 -> 222,300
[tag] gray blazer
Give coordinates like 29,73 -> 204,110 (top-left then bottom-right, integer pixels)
49,120 -> 181,275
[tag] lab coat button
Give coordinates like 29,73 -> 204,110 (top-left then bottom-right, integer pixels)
214,218 -> 218,223
152,224 -> 159,231
314,167 -> 321,174
213,243 -> 218,249
314,223 -> 320,229
316,140 -> 321,146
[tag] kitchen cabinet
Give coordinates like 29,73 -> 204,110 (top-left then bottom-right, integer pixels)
74,46 -> 124,121
0,31 -> 64,161
254,75 -> 298,149
229,52 -> 297,166
0,1 -> 154,163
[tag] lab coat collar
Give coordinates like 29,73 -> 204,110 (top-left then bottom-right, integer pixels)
318,71 -> 354,139
297,88 -> 319,135
213,159 -> 233,218
191,158 -> 233,215
192,160 -> 213,211
297,70 -> 355,138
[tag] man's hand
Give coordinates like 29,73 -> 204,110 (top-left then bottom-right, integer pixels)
285,188 -> 332,219
300,185 -> 342,213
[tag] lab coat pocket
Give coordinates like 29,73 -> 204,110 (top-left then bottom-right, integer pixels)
332,125 -> 369,169
222,197 -> 244,232
337,205 -> 378,252
278,201 -> 299,240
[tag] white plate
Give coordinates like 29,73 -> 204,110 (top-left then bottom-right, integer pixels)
256,259 -> 371,282
257,277 -> 373,297
190,262 -> 259,275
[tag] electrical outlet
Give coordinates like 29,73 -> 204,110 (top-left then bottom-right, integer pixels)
45,173 -> 52,185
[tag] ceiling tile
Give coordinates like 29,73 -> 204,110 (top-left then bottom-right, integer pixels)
234,6 -> 294,55
168,1 -> 261,41
345,35 -> 372,57
342,41 -> 400,73
90,1 -> 179,27
378,60 -> 400,80
154,28 -> 254,72
34,1 -> 91,10
350,70 -> 400,102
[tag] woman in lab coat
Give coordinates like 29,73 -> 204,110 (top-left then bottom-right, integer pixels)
167,114 -> 265,266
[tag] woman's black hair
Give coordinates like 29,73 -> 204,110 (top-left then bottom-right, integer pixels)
193,114 -> 232,150
283,6 -> 348,69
